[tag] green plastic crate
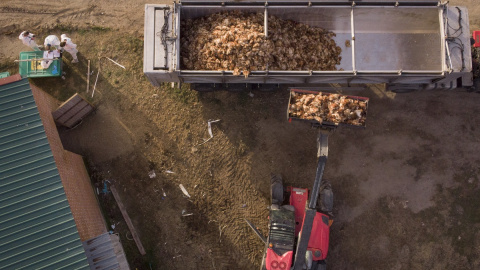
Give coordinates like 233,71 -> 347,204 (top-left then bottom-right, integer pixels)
19,51 -> 62,78
0,72 -> 10,78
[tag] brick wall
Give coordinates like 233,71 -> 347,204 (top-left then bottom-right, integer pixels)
30,85 -> 107,241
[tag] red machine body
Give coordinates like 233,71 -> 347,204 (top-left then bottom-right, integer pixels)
289,187 -> 309,236
266,250 -> 293,270
473,31 -> 480,48
306,213 -> 330,260
288,186 -> 331,261
259,133 -> 331,270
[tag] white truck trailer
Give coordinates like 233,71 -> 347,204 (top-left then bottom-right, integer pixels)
144,0 -> 475,92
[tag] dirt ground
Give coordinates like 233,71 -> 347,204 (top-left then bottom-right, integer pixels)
1,0 -> 480,269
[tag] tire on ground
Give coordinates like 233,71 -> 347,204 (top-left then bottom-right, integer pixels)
270,173 -> 284,205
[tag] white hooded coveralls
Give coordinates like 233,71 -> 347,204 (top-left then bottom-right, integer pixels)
60,34 -> 78,61
19,31 -> 40,51
44,35 -> 61,50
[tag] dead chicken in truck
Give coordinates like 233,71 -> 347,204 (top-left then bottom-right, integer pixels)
180,11 -> 342,77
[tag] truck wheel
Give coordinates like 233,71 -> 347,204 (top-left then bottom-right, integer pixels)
315,260 -> 327,270
271,173 -> 284,205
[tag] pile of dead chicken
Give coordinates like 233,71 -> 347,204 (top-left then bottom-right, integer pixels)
289,92 -> 367,126
180,11 -> 342,77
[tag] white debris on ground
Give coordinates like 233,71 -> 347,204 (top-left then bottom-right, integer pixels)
179,184 -> 191,198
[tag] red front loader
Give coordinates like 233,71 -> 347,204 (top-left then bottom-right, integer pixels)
247,133 -> 333,270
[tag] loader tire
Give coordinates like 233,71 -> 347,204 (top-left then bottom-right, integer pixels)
270,173 -> 284,205
318,180 -> 333,214
312,260 -> 327,270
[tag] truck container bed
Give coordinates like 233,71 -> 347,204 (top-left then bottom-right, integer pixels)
144,0 -> 472,88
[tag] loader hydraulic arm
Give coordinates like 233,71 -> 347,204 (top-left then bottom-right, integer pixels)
293,132 -> 328,270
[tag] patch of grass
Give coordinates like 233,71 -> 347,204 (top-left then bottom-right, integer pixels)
202,94 -> 223,106
125,36 -> 143,53
91,26 -> 112,32
163,83 -> 198,104
0,59 -> 17,75
55,23 -> 77,33
78,25 -> 112,35
39,23 -> 112,36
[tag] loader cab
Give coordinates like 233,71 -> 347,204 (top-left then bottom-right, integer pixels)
265,204 -> 296,270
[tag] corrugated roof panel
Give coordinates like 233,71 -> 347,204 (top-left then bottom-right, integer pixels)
1,218 -> 76,249
0,81 -> 30,98
82,233 -> 123,270
0,123 -> 46,142
0,114 -> 44,133
0,156 -> 57,183
1,205 -> 71,235
0,191 -> 68,226
0,86 -> 36,102
6,233 -> 86,269
0,167 -> 58,195
0,196 -> 72,243
0,146 -> 53,173
0,142 -> 51,169
2,227 -> 80,259
0,163 -> 58,189
0,103 -> 39,124
0,96 -> 37,114
0,125 -> 47,149
0,131 -> 49,152
0,78 -> 89,269
1,179 -> 65,209
1,174 -> 60,204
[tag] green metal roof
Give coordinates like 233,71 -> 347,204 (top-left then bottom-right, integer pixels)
0,78 -> 89,270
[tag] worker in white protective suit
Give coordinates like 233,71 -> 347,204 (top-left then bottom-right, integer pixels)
18,31 -> 40,51
41,47 -> 60,69
60,34 -> 79,63
44,35 -> 61,51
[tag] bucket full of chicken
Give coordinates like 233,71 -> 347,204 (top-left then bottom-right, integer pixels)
287,88 -> 368,128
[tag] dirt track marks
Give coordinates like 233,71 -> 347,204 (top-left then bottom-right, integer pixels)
185,130 -> 269,266
0,6 -> 56,14
54,5 -> 99,20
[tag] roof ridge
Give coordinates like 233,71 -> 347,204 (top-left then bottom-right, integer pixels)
0,74 -> 23,87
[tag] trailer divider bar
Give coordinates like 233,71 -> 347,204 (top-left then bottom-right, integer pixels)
351,6 -> 356,74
